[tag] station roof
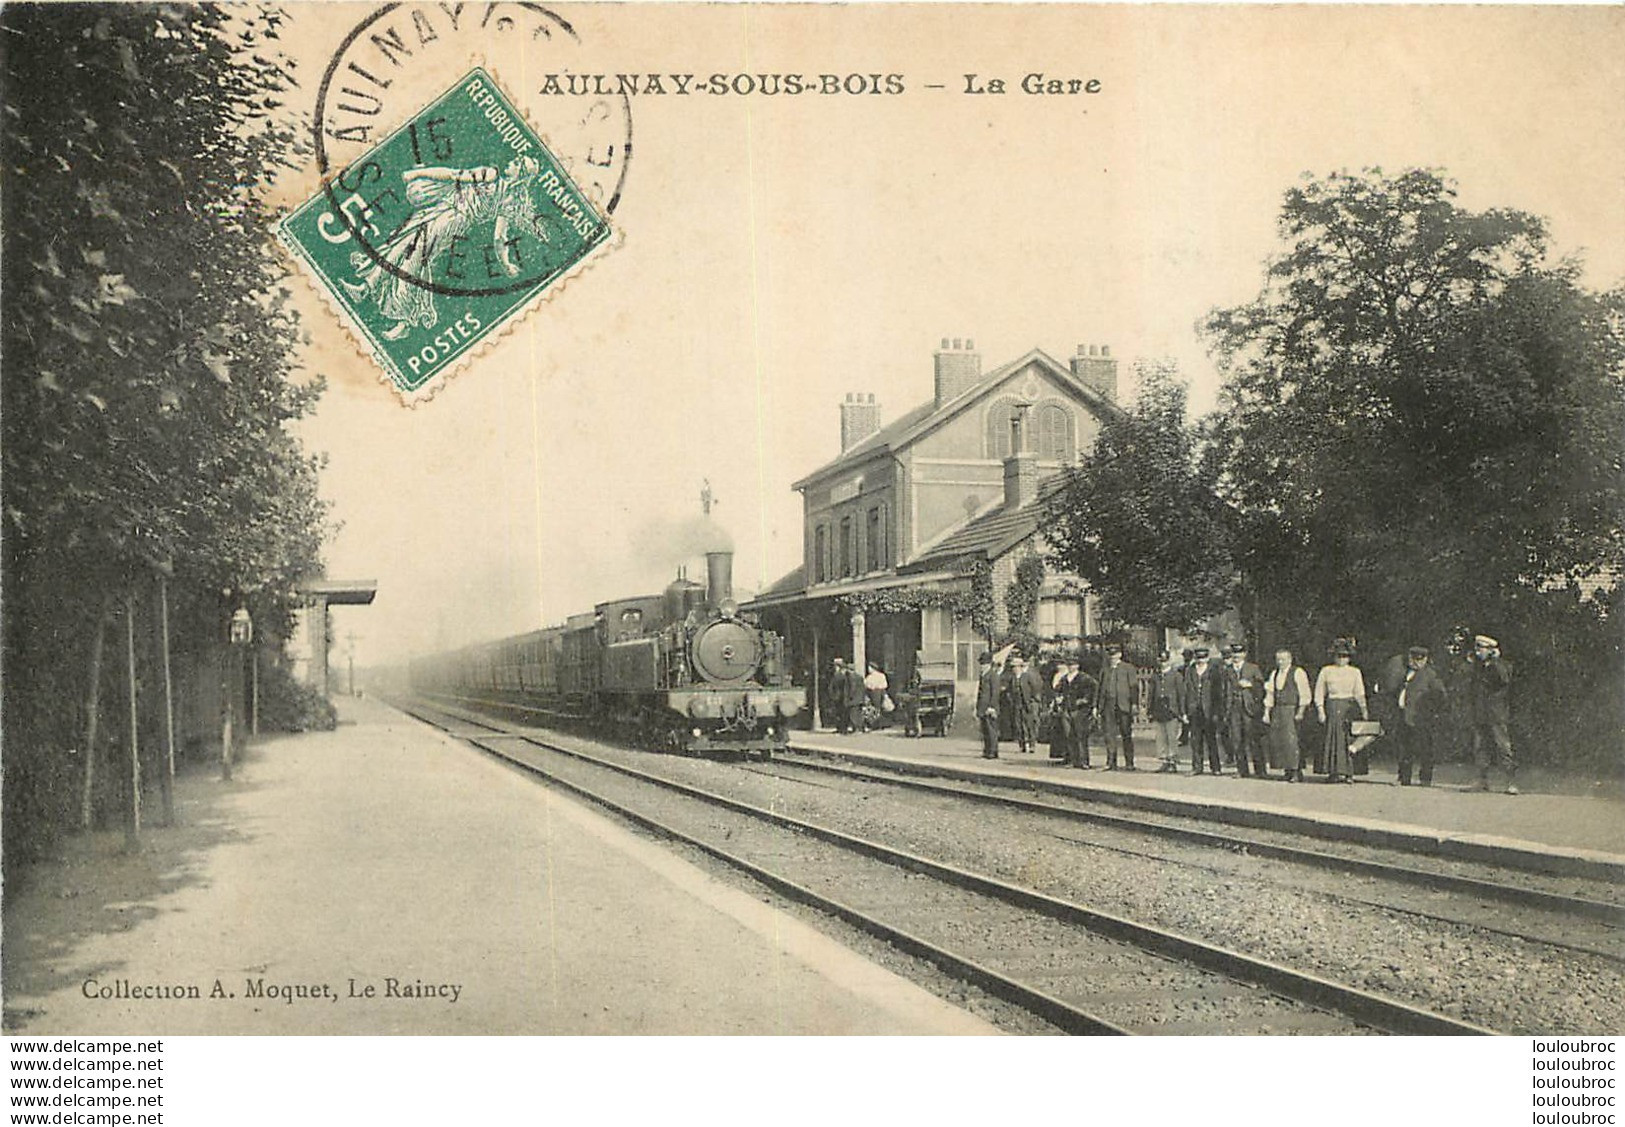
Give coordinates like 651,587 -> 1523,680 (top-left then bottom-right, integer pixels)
903,474 -> 1068,572
297,579 -> 378,605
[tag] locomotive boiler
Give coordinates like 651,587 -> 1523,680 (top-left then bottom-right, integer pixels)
411,549 -> 804,757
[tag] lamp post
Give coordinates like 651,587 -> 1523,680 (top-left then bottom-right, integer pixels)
224,605 -> 253,781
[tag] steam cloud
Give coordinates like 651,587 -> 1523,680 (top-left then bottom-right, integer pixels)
627,515 -> 734,575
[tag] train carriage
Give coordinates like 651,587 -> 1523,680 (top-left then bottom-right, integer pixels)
411,549 -> 803,756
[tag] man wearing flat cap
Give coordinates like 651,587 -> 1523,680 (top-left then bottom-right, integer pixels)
1468,634 -> 1517,794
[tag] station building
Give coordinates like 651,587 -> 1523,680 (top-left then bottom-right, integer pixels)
745,337 -> 1127,726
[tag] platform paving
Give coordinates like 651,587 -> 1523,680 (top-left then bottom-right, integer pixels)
791,725 -> 1625,881
1,698 -> 995,1036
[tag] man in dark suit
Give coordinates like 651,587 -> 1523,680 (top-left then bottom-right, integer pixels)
1095,643 -> 1138,770
974,651 -> 1002,759
843,658 -> 868,735
1220,643 -> 1267,777
1055,655 -> 1096,768
830,659 -> 854,733
1006,654 -> 1044,754
1184,647 -> 1223,775
1388,645 -> 1448,786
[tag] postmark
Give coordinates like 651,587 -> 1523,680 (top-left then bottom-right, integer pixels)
279,66 -> 612,400
279,4 -> 633,403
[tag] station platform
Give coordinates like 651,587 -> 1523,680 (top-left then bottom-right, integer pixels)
1,697 -> 995,1036
790,726 -> 1625,882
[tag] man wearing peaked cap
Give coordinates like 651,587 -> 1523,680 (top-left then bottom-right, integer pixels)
1095,644 -> 1138,770
1468,634 -> 1517,793
1184,647 -> 1222,774
1150,650 -> 1187,773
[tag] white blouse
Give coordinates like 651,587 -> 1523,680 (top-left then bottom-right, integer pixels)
1313,664 -> 1368,712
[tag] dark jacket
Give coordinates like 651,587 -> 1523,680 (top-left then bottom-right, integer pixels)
1151,667 -> 1187,722
1184,660 -> 1221,718
1057,671 -> 1098,716
1095,660 -> 1138,717
1397,663 -> 1448,728
1220,661 -> 1265,719
1468,654 -> 1513,726
1373,654 -> 1408,718
975,666 -> 1002,716
1008,668 -> 1044,713
832,666 -> 864,707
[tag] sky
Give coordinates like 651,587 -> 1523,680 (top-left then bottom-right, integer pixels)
268,3 -> 1625,665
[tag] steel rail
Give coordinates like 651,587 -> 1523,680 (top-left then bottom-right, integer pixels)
422,690 -> 1623,926
401,702 -> 1124,1033
763,755 -> 1625,926
398,696 -> 1492,1036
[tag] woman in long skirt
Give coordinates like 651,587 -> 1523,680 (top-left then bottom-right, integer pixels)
1264,649 -> 1311,781
1313,639 -> 1368,783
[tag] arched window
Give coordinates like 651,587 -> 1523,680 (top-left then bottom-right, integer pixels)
1037,404 -> 1075,462
986,398 -> 1022,460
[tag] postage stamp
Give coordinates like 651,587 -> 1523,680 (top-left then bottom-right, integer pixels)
277,66 -> 613,402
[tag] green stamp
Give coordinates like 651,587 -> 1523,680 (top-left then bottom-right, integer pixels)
278,67 -> 612,400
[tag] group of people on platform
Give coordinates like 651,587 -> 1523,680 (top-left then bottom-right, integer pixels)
969,633 -> 1518,793
826,657 -> 915,735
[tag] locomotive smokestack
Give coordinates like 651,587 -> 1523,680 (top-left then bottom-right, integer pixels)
705,550 -> 734,608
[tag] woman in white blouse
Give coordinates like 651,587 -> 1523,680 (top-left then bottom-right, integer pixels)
1313,639 -> 1368,783
1264,649 -> 1312,782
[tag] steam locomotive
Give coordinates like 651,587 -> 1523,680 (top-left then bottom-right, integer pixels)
409,549 -> 804,756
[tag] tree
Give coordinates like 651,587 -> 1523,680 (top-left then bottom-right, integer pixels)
2,5 -> 331,859
1203,168 -> 1625,766
1043,360 -> 1238,632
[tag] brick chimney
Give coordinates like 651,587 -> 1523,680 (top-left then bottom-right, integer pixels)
1069,343 -> 1118,402
1003,404 -> 1039,509
934,337 -> 982,408
840,392 -> 880,451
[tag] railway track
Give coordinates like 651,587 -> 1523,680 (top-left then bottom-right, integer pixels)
420,688 -> 1624,960
741,755 -> 1625,965
397,694 -> 1495,1035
